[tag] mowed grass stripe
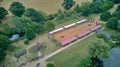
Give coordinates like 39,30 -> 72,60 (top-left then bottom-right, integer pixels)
47,34 -> 96,67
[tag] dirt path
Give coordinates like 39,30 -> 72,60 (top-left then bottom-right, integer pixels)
23,32 -> 95,67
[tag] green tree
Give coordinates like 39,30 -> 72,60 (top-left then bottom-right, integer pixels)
47,63 -> 55,67
0,50 -> 6,61
100,1 -> 114,12
47,14 -> 55,20
112,33 -> 120,40
89,38 -> 110,59
0,7 -> 8,19
116,4 -> 120,11
100,11 -> 111,21
111,0 -> 120,3
106,17 -> 118,29
45,22 -> 55,31
0,35 -> 11,50
117,20 -> 120,31
88,38 -> 110,67
90,2 -> 102,13
0,0 -> 3,2
28,22 -> 45,33
92,0 -> 105,3
112,11 -> 120,19
24,8 -> 46,24
74,4 -> 81,13
62,0 -> 76,10
80,2 -> 91,16
14,17 -> 28,33
25,28 -> 36,40
0,20 -> 2,24
9,2 -> 25,17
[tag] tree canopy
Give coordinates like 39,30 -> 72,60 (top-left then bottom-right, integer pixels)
117,20 -> 120,31
89,38 -> 110,58
112,11 -> 120,19
45,22 -> 55,31
111,0 -> 120,3
106,17 -> 118,29
100,11 -> 111,21
80,2 -> 91,16
9,2 -> 25,17
100,1 -> 114,12
0,35 -> 11,50
0,0 -> 3,2
0,50 -> 6,62
0,7 -> 8,19
25,28 -> 36,40
62,0 -> 76,10
24,8 -> 46,24
74,4 -> 81,13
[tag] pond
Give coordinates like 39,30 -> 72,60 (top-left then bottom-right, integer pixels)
102,48 -> 120,67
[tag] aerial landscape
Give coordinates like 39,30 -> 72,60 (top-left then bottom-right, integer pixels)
0,0 -> 120,67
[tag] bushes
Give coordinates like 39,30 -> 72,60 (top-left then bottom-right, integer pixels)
25,28 -> 36,40
47,63 -> 55,67
8,45 -> 16,51
96,34 -> 107,41
106,17 -> 118,29
0,7 -> 8,19
24,39 -> 29,45
45,22 -> 55,31
100,1 -> 114,12
24,8 -> 46,24
76,57 -> 90,67
111,0 -> 120,3
100,11 -> 111,21
9,2 -> 25,17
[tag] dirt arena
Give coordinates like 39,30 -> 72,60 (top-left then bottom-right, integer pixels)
51,21 -> 98,45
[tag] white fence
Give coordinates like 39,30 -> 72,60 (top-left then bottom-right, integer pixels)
49,19 -> 87,35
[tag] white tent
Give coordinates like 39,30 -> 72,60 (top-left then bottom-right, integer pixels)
49,28 -> 64,34
64,23 -> 76,28
76,19 -> 87,24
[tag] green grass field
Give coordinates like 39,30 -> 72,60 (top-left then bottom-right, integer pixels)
47,34 -> 96,67
1,0 -> 92,14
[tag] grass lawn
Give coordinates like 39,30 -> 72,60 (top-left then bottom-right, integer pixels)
47,34 -> 96,67
1,0 -> 92,15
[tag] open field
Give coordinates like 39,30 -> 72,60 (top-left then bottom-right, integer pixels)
47,34 -> 96,67
1,0 -> 91,14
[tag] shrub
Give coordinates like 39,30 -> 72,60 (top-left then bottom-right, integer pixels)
100,1 -> 114,12
47,63 -> 55,67
9,2 -> 25,17
0,20 -> 2,24
106,17 -> 118,29
100,11 -> 111,21
96,34 -> 107,41
24,39 -> 29,45
8,45 -> 16,51
76,57 -> 90,67
45,22 -> 55,31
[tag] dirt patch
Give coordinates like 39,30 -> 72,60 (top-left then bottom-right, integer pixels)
52,21 -> 97,44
